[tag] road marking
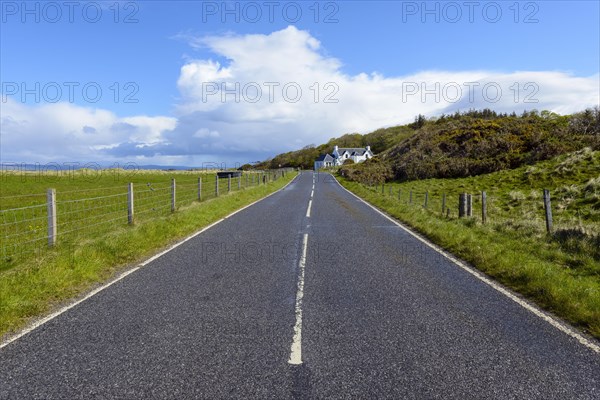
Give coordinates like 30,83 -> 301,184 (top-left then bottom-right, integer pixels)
289,233 -> 309,365
306,199 -> 313,218
332,175 -> 600,354
1,174 -> 301,350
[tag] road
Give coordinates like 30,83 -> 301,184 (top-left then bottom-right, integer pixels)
1,171 -> 599,399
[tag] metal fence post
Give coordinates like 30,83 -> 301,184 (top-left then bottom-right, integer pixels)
238,175 -> 241,190
215,174 -> 219,196
171,179 -> 176,213
47,188 -> 57,247
228,176 -> 231,192
127,183 -> 134,225
543,189 -> 553,233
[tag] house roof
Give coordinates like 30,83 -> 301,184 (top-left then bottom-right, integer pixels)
338,148 -> 369,157
315,153 -> 334,162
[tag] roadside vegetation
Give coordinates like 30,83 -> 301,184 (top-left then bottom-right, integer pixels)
338,149 -> 600,338
0,170 -> 296,339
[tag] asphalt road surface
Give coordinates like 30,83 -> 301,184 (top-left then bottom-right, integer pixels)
1,171 -> 599,399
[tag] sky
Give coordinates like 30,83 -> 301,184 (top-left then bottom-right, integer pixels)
1,0 -> 599,167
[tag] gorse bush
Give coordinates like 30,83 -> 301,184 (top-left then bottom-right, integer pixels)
385,112 -> 600,182
338,157 -> 393,185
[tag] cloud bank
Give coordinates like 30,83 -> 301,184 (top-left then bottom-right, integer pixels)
2,26 -> 598,165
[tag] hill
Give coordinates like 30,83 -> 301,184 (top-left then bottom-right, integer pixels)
257,108 -> 600,183
340,108 -> 600,184
256,124 -> 416,170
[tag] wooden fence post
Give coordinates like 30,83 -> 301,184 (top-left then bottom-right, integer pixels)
127,183 -> 134,225
481,191 -> 487,224
238,175 -> 241,190
228,176 -> 231,192
409,191 -> 413,204
215,175 -> 219,196
197,177 -> 202,201
459,193 -> 467,218
171,179 -> 176,213
47,188 -> 57,247
398,188 -> 401,200
467,194 -> 473,217
424,191 -> 429,208
543,189 -> 553,233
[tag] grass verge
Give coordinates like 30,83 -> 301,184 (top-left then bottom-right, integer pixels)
0,173 -> 296,339
338,177 -> 600,340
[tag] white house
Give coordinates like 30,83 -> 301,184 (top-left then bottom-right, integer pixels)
314,153 -> 335,170
314,145 -> 374,170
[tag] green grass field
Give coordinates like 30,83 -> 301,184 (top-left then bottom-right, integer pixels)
0,169 -> 296,338
1,169 -> 276,269
338,148 -> 600,338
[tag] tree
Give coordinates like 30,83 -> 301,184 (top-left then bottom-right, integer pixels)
412,114 -> 427,129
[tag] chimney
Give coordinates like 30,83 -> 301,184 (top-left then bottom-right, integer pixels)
366,145 -> 371,152
334,145 -> 339,152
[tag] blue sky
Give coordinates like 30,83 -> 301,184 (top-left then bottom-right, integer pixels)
1,1 -> 599,166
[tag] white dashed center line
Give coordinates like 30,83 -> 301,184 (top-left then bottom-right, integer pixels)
289,233 -> 309,365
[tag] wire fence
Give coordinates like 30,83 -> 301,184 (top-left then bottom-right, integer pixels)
366,182 -> 600,239
0,169 -> 294,269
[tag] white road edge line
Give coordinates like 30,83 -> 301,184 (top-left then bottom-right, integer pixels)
0,174 -> 301,350
289,233 -> 309,365
332,175 -> 600,355
306,200 -> 313,218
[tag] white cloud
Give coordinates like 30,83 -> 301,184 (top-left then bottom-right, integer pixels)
166,26 -> 599,158
0,99 -> 177,163
2,26 -> 599,165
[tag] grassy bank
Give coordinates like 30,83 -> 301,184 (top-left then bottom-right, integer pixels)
0,172 -> 296,339
338,150 -> 600,339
